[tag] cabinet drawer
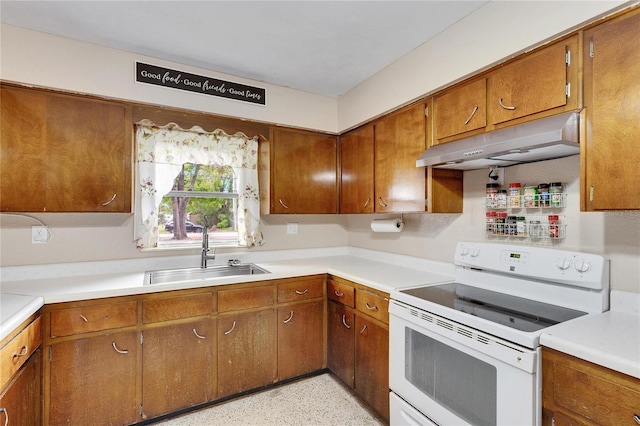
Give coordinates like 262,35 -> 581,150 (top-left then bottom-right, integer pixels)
0,316 -> 42,390
143,292 -> 215,323
218,285 -> 274,312
327,278 -> 355,307
277,276 -> 325,303
355,289 -> 389,324
50,301 -> 137,337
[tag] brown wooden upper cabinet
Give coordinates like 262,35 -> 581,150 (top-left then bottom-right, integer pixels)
582,8 -> 640,210
339,125 -> 375,213
339,102 -> 462,213
262,128 -> 338,214
432,78 -> 487,146
0,85 -> 132,213
489,35 -> 580,127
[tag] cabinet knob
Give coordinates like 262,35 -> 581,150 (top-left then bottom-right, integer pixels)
498,98 -> 517,110
633,414 -> 640,425
283,311 -> 294,324
278,199 -> 289,209
365,302 -> 378,311
102,193 -> 117,206
192,328 -> 206,339
224,320 -> 237,335
111,342 -> 129,355
464,106 -> 479,125
0,407 -> 8,426
341,314 -> 351,329
295,289 -> 309,295
12,345 -> 28,358
378,197 -> 388,208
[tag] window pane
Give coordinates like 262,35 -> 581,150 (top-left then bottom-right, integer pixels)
158,164 -> 239,247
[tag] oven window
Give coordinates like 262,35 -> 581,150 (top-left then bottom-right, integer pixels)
405,328 -> 497,426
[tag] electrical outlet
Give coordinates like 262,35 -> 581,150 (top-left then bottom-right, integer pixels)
286,223 -> 298,234
32,226 -> 48,244
488,167 -> 504,186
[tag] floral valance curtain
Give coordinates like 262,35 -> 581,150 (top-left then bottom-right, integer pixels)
134,120 -> 263,249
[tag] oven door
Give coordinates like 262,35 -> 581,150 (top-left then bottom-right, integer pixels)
389,300 -> 540,426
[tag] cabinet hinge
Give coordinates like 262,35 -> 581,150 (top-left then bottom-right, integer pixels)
565,50 -> 571,66
565,82 -> 571,98
551,416 -> 555,426
140,332 -> 144,345
589,38 -> 594,58
48,346 -> 53,362
424,106 -> 429,118
590,185 -> 594,203
140,405 -> 144,417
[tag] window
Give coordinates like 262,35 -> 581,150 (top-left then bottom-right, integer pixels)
134,122 -> 263,250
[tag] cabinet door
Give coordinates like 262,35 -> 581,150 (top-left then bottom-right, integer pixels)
48,332 -> 138,426
0,86 -> 132,213
142,319 -> 216,420
217,309 -> 276,397
270,128 -> 338,213
354,314 -> 389,421
0,349 -> 42,426
277,300 -> 324,380
583,10 -> 640,210
340,125 -> 375,213
374,103 -> 427,212
433,78 -> 487,144
490,36 -> 578,126
327,301 -> 355,388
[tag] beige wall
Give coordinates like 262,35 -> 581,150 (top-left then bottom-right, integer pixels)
1,2 -> 638,293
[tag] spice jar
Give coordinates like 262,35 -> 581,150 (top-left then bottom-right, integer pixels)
516,216 -> 527,236
496,212 -> 507,235
550,182 -> 564,207
524,186 -> 538,207
486,211 -> 497,234
486,183 -> 499,208
507,216 -> 517,235
497,190 -> 508,209
529,220 -> 542,238
509,183 -> 522,208
548,215 -> 560,238
538,183 -> 550,207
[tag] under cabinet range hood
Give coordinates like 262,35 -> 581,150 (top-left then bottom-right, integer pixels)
417,112 -> 580,170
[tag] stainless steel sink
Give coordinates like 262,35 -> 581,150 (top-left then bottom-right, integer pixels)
144,264 -> 269,285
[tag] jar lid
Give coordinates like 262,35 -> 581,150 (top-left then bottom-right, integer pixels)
486,211 -> 497,217
538,183 -> 550,189
486,183 -> 500,188
509,182 -> 522,188
550,182 -> 563,186
548,215 -> 559,220
529,220 -> 541,224
498,189 -> 507,194
516,216 -> 526,220
496,212 -> 508,218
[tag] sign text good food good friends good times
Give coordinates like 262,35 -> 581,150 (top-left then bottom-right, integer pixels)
136,62 -> 266,105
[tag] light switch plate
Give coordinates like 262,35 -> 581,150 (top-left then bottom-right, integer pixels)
286,223 -> 298,234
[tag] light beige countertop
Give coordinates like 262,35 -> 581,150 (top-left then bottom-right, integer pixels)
0,246 -> 454,340
540,289 -> 640,380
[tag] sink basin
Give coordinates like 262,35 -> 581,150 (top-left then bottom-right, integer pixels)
144,264 -> 269,285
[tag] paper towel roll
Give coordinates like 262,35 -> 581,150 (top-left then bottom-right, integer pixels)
371,218 -> 404,233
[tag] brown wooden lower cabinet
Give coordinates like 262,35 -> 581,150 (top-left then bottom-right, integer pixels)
354,314 -> 389,421
542,347 -> 640,426
277,300 -> 325,381
327,300 -> 355,387
0,348 -> 42,426
141,319 -> 216,420
48,331 -> 138,426
217,309 -> 277,398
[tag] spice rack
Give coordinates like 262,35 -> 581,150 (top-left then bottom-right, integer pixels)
485,183 -> 567,240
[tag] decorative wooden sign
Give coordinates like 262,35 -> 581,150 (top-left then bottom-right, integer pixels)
136,62 -> 266,105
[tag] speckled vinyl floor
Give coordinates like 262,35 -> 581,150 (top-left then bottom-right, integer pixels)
153,373 -> 385,426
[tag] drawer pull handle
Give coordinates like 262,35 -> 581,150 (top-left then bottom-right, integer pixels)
295,289 -> 309,295
464,105 -> 479,125
112,342 -> 128,355
192,328 -> 206,339
13,345 -> 29,358
102,193 -> 117,206
224,321 -> 237,335
334,290 -> 344,297
365,302 -> 378,311
498,98 -> 516,110
341,314 -> 351,329
378,197 -> 388,208
278,198 -> 289,209
633,414 -> 640,425
283,311 -> 294,324
0,408 -> 8,426
79,314 -> 88,322
359,324 -> 368,335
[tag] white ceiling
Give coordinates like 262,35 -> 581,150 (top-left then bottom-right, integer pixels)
0,1 -> 488,97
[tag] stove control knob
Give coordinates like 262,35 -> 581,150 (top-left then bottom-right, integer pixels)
575,258 -> 591,273
556,257 -> 572,270
470,248 -> 480,258
460,246 -> 469,256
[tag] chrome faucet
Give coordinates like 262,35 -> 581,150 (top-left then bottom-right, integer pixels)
201,216 -> 216,268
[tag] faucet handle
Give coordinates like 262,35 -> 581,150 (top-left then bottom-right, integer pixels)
228,259 -> 241,266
